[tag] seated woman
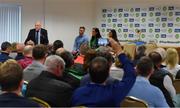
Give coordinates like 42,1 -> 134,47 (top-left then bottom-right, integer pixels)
164,48 -> 180,79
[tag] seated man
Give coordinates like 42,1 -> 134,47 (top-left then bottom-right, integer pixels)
71,38 -> 136,107
23,45 -> 47,82
0,41 -> 12,63
0,60 -> 39,107
149,51 -> 175,107
51,40 -> 64,54
26,55 -> 72,107
128,57 -> 169,107
18,45 -> 33,69
15,43 -> 25,60
57,50 -> 84,89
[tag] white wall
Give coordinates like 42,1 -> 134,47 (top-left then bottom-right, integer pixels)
0,0 -> 95,50
45,0 -> 95,50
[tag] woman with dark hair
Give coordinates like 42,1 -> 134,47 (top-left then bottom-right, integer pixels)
108,29 -> 119,43
90,28 -> 102,49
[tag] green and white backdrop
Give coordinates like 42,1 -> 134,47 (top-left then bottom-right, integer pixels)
100,6 -> 180,46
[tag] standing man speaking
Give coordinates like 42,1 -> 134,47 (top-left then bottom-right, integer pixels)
24,21 -> 49,45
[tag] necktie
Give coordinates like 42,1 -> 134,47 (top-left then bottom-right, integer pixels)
35,31 -> 39,44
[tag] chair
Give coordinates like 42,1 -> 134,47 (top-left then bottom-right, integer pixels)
120,96 -> 148,107
29,97 -> 51,108
173,79 -> 180,94
123,43 -> 136,60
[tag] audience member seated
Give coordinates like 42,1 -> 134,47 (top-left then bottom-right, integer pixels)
18,45 -> 33,69
164,48 -> 180,79
71,38 -> 136,107
26,55 -> 72,107
128,57 -> 169,107
23,45 -> 47,82
0,41 -> 12,63
81,50 -> 120,86
57,51 -> 84,89
133,45 -> 146,66
149,51 -> 175,107
0,60 -> 39,107
74,43 -> 89,65
15,43 -> 25,60
51,40 -> 64,55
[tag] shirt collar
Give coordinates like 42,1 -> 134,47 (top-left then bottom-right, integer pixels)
136,76 -> 150,84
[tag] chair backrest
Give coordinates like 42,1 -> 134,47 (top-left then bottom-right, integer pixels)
173,79 -> 180,94
29,97 -> 51,108
123,43 -> 136,60
121,96 -> 148,107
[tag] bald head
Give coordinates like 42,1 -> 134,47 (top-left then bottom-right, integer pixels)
23,45 -> 33,56
56,48 -> 66,55
35,21 -> 42,31
16,43 -> 25,52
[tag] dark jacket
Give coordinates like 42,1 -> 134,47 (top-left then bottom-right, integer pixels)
149,69 -> 174,107
0,52 -> 12,63
0,93 -> 40,107
24,28 -> 49,45
15,52 -> 24,60
25,71 -> 72,107
71,54 -> 136,107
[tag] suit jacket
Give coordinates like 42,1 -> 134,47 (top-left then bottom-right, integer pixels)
26,71 -> 73,107
0,93 -> 40,107
25,28 -> 49,45
23,61 -> 46,82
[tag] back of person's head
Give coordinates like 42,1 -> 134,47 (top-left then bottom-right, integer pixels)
33,44 -> 47,60
83,49 -> 97,72
79,43 -> 89,55
136,56 -> 154,77
92,28 -> 101,38
166,48 -> 179,69
149,51 -> 162,69
58,51 -> 74,68
0,60 -> 23,92
1,41 -> 12,52
23,45 -> 33,56
97,51 -> 114,65
44,55 -> 65,77
16,43 -> 25,52
11,42 -> 17,52
154,47 -> 166,62
53,40 -> 64,53
136,45 -> 146,55
97,46 -> 111,53
89,57 -> 110,84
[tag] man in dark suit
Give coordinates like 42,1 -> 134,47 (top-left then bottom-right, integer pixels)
24,21 -> 49,45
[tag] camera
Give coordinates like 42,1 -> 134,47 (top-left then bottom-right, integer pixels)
98,38 -> 109,46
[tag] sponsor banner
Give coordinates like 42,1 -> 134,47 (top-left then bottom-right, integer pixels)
100,6 -> 180,46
